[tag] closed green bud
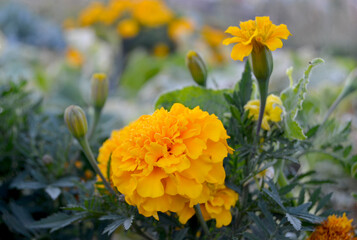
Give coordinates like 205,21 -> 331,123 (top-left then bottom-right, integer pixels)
91,73 -> 108,110
186,50 -> 207,87
64,105 -> 88,139
249,45 -> 273,82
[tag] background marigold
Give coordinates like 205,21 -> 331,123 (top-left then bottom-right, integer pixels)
308,213 -> 357,240
97,103 -> 235,221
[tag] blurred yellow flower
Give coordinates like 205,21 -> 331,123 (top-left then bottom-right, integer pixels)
62,18 -> 77,29
153,43 -> 170,58
117,19 -> 140,38
244,94 -> 283,131
168,17 -> 194,40
84,169 -> 94,180
308,213 -> 357,240
78,2 -> 105,27
97,103 -> 233,220
100,0 -> 132,25
223,16 -> 291,61
65,47 -> 84,67
202,25 -> 226,48
132,0 -> 173,27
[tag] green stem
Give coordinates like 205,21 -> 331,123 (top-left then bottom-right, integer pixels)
78,137 -> 117,196
277,161 -> 294,200
194,204 -> 210,237
88,108 -> 102,140
256,78 -> 269,136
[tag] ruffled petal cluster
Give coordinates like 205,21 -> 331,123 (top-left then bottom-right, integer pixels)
97,103 -> 237,224
308,213 -> 357,240
244,94 -> 283,131
223,16 -> 291,61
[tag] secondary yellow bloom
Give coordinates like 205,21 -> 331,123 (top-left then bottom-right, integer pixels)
223,16 -> 291,61
132,0 -> 173,27
168,18 -> 194,40
244,94 -> 283,131
97,103 -> 233,220
117,19 -> 140,38
177,184 -> 238,228
308,213 -> 357,240
100,0 -> 132,25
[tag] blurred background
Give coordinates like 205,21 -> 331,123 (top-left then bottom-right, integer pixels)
1,0 -> 357,238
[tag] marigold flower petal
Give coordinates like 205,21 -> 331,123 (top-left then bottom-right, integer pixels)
231,43 -> 253,61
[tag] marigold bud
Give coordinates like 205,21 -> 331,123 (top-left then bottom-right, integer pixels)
91,73 -> 109,110
249,45 -> 273,82
64,105 -> 88,139
186,50 -> 207,87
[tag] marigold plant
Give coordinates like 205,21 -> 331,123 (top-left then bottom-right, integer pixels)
97,103 -> 237,224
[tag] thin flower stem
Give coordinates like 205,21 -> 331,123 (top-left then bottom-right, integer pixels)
88,108 -> 102,140
78,137 -> 117,196
194,204 -> 210,237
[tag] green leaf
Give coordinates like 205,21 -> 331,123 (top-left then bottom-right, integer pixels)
102,218 -> 126,235
233,61 -> 252,111
286,213 -> 301,231
29,212 -> 86,233
281,58 -> 324,140
351,161 -> 357,178
263,181 -> 286,211
155,86 -> 231,120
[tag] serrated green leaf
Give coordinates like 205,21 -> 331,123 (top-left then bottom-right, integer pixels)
286,213 -> 301,231
315,193 -> 333,214
281,58 -> 324,140
263,181 -> 286,211
155,86 -> 231,120
29,212 -> 86,232
233,61 -> 252,111
102,218 -> 126,235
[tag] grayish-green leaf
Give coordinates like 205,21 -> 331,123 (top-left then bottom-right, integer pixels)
286,213 -> 302,231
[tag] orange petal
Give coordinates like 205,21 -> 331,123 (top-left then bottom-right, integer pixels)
230,43 -> 253,61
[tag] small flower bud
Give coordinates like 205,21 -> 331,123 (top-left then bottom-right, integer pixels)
91,73 -> 109,110
64,105 -> 88,139
249,45 -> 273,82
186,50 -> 207,87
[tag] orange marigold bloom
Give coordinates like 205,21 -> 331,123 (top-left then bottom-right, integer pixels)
65,47 -> 84,67
308,213 -> 357,240
202,25 -> 226,48
223,16 -> 291,61
117,19 -> 140,38
97,103 -> 234,220
168,17 -> 194,40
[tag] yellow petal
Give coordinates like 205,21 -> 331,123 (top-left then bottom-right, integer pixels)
184,137 -> 207,159
214,209 -> 232,228
180,157 -> 212,183
222,37 -> 241,45
261,116 -> 270,131
175,173 -> 202,198
264,37 -> 283,51
230,43 -> 253,61
136,168 -> 166,198
205,163 -> 225,184
205,140 -> 228,163
225,26 -> 241,35
270,24 -> 291,40
177,204 -> 195,224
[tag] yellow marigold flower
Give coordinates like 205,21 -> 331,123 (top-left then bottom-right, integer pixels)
62,18 -> 77,29
244,94 -> 283,131
153,43 -> 170,58
168,17 -> 194,40
65,47 -> 84,67
177,184 -> 238,228
117,19 -> 140,38
202,25 -> 226,48
132,0 -> 173,27
308,213 -> 357,240
97,103 -> 233,220
223,16 -> 291,61
78,2 -> 105,27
